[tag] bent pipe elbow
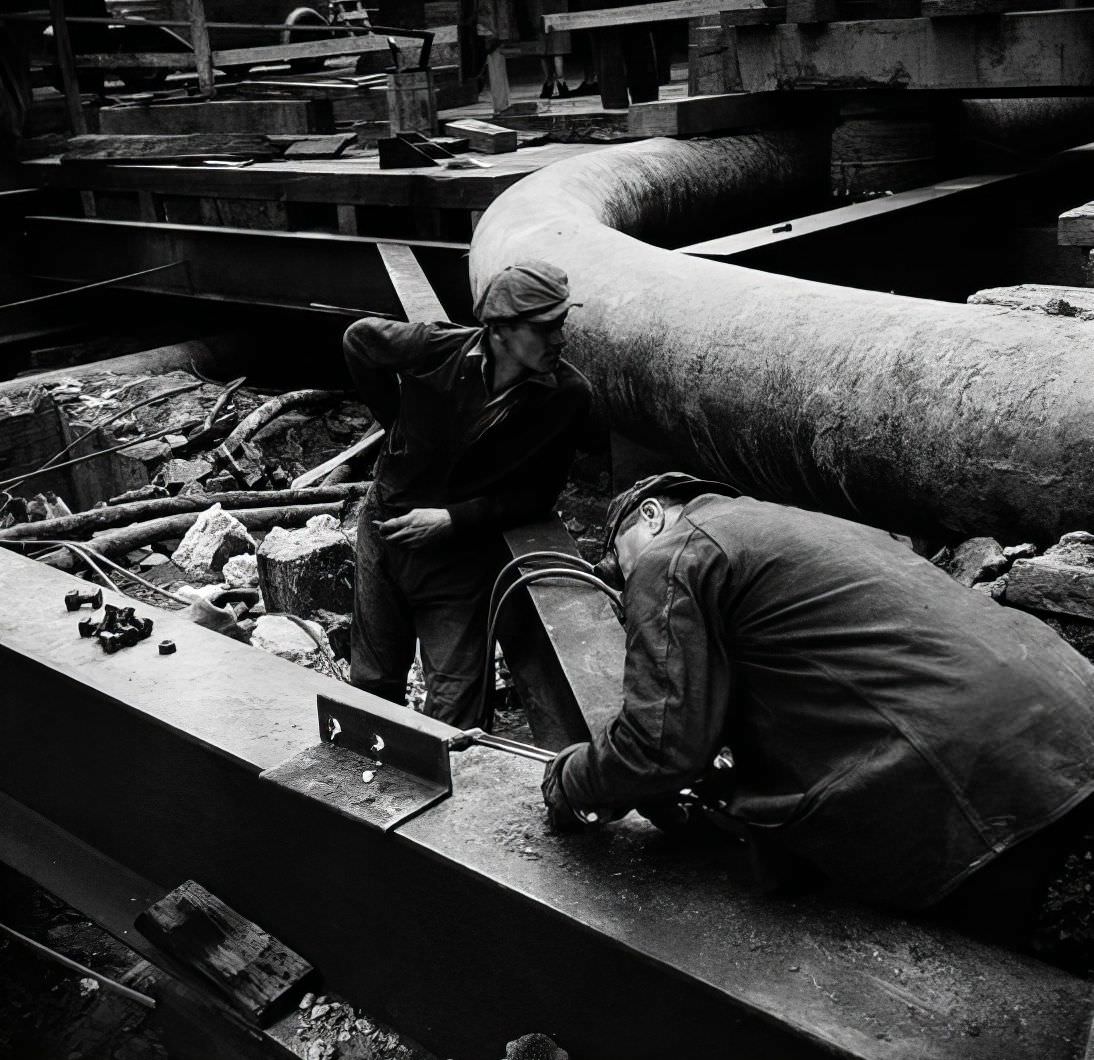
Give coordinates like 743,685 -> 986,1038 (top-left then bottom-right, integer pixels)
470,132 -> 1094,542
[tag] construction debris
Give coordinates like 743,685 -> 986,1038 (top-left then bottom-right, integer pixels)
170,504 -> 257,585
250,615 -> 334,671
223,553 -> 260,588
256,515 -> 354,617
936,529 -> 1094,660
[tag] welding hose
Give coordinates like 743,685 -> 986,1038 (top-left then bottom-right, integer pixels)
3,538 -> 193,605
480,550 -> 594,725
480,565 -> 623,733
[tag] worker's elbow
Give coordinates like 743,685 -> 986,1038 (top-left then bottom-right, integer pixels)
342,318 -> 383,365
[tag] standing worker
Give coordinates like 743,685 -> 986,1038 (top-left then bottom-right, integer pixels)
543,473 -> 1094,968
343,261 -> 592,729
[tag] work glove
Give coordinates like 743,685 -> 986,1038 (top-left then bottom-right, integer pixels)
541,743 -> 598,833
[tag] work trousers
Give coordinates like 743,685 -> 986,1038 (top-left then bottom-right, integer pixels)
350,487 -> 497,730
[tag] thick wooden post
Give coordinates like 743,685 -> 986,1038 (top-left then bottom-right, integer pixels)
486,48 -> 509,114
188,0 -> 216,97
47,0 -> 88,135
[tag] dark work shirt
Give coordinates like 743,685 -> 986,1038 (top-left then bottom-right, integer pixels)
343,317 -> 592,535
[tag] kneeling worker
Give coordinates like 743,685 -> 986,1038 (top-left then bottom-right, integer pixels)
344,261 -> 592,729
543,473 -> 1094,961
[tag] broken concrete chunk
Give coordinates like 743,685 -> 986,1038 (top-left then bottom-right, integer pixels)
314,608 -> 352,660
1005,557 -> 1094,621
1045,531 -> 1094,569
223,553 -> 259,588
250,615 -> 332,668
257,521 -> 354,616
156,457 -> 214,493
935,537 -> 1007,587
1003,543 -> 1037,561
170,503 -> 256,584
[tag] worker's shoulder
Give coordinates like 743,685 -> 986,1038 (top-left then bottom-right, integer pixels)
344,317 -> 481,364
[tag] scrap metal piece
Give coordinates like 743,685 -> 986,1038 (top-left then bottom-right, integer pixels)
260,694 -> 452,832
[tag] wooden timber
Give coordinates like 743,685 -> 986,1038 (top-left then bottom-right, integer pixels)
733,10 -> 1094,93
98,99 -> 335,136
19,143 -> 612,214
628,91 -> 787,136
377,242 -> 450,321
1058,201 -> 1094,246
543,0 -> 767,32
443,117 -> 518,153
136,880 -> 314,1026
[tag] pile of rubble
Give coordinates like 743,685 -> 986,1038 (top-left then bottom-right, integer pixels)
0,369 -> 383,682
934,530 -> 1094,660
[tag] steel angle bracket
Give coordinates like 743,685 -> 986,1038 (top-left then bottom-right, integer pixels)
259,694 -> 452,832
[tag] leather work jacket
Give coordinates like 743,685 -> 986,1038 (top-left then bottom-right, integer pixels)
344,318 -> 591,535
561,495 -> 1094,909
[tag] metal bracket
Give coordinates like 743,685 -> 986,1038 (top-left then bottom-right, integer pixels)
259,694 -> 452,832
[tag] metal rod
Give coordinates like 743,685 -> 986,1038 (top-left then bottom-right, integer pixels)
0,919 -> 157,1009
0,262 -> 185,312
473,733 -> 556,764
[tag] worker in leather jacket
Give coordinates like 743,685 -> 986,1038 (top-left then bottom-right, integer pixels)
343,261 -> 592,729
543,472 -> 1094,965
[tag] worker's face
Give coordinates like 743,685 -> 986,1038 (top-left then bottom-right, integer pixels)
495,314 -> 567,375
612,499 -> 672,581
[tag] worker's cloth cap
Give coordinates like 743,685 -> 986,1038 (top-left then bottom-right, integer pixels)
602,472 -> 738,553
474,260 -> 576,324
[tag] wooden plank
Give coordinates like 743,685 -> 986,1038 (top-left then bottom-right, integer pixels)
377,242 -> 450,321
443,117 -> 518,152
290,425 -> 385,488
188,0 -> 215,97
72,27 -> 457,70
98,99 -> 333,136
543,0 -> 767,32
922,0 -> 1058,15
628,91 -> 785,136
1059,201 -> 1094,246
486,48 -> 510,114
48,0 -> 88,136
62,133 -> 277,163
135,879 -> 314,1027
720,5 -> 786,25
281,132 -> 355,158
676,173 -> 1014,256
734,10 -> 1094,92
785,0 -> 841,20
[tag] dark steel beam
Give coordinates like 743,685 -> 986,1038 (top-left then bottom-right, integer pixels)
0,549 -> 1091,1060
22,216 -> 470,319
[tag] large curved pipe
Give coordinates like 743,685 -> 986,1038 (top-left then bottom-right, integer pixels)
471,129 -> 1094,542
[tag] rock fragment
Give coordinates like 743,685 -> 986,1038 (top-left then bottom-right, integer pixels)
170,503 -> 256,584
934,537 -> 1007,587
257,520 -> 354,616
223,553 -> 259,588
250,615 -> 332,669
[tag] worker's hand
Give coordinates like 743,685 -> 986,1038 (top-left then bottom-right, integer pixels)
542,743 -> 600,833
376,508 -> 453,548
